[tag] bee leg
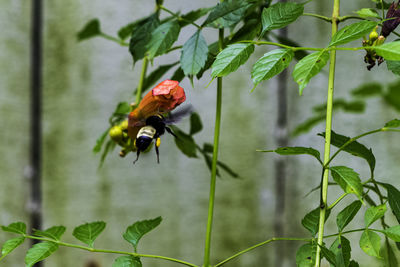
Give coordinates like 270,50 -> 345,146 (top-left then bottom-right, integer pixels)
133,150 -> 140,164
155,141 -> 160,164
165,127 -> 178,138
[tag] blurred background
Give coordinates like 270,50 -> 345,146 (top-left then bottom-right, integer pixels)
1,0 -> 399,266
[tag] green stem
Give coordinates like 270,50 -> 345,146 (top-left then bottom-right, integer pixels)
315,1 -> 340,266
135,56 -> 149,105
323,228 -> 381,238
328,193 -> 348,210
303,13 -> 332,23
22,235 -> 198,267
337,15 -> 363,22
214,237 -> 312,267
99,33 -> 129,46
159,5 -> 202,29
203,28 -> 224,267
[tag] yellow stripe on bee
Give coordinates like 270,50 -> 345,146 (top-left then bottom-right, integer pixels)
156,137 -> 161,147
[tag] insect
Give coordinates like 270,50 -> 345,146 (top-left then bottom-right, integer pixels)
127,80 -> 188,164
133,106 -> 192,164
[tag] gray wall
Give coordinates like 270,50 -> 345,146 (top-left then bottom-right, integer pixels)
1,0 -> 399,266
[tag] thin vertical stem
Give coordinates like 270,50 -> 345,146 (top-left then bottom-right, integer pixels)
203,28 -> 224,267
29,1 -> 43,262
135,56 -> 149,105
315,1 -> 340,266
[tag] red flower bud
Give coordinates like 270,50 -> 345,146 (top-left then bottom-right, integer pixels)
381,1 -> 400,37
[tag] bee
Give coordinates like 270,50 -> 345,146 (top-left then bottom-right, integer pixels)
133,106 -> 192,164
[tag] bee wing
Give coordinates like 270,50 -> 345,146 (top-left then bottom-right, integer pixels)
164,105 -> 193,124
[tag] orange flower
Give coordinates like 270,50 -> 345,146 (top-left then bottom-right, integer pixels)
128,80 -> 186,139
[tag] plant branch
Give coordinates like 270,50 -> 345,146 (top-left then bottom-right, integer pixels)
99,33 -> 129,46
315,1 -> 340,266
337,15 -> 364,22
135,56 -> 149,105
303,13 -> 332,23
159,5 -> 202,29
328,193 -> 348,210
214,237 -> 312,267
203,28 -> 224,267
20,235 -> 198,267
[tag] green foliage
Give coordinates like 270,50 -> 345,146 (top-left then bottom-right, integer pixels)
329,21 -> 377,47
384,225 -> 400,242
296,242 -> 316,267
330,166 -> 363,200
147,20 -> 181,59
336,201 -> 362,232
211,43 -> 255,78
360,230 -> 381,258
351,82 -> 383,97
34,226 -> 66,241
190,113 -> 203,135
375,41 -> 400,61
258,146 -> 322,164
319,131 -> 375,175
292,51 -> 329,95
1,237 -> 25,258
202,0 -> 253,28
25,242 -> 59,267
329,236 -> 351,267
129,14 -> 160,63
354,8 -> 380,18
181,30 -> 208,76
301,207 -> 330,237
384,81 -> 400,111
384,239 -> 399,267
170,126 -> 198,158
72,221 -> 106,247
364,204 -> 387,227
112,256 -> 142,267
251,49 -> 293,89
379,183 -> 400,223
261,2 -> 304,35
179,8 -> 211,27
77,19 -> 101,41
386,60 -> 400,76
1,222 -> 26,235
123,217 -> 162,250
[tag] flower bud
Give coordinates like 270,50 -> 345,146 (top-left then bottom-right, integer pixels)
369,27 -> 379,41
120,120 -> 128,131
109,126 -> 123,142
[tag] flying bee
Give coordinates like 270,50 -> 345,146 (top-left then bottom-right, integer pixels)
133,105 -> 192,164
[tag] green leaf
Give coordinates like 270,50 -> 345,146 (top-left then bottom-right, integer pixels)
1,236 -> 25,257
365,204 -> 387,227
33,226 -> 66,241
203,0 -> 253,28
349,260 -> 360,267
93,128 -> 110,153
318,131 -> 376,174
351,82 -> 383,97
190,113 -> 203,135
129,14 -> 160,63
329,21 -> 378,47
99,140 -> 116,168
354,8 -> 381,18
336,201 -> 362,232
25,242 -> 59,267
179,8 -> 211,27
330,236 -> 351,267
375,41 -> 400,61
251,49 -> 293,89
112,256 -> 142,267
313,99 -> 365,113
1,222 -> 26,235
211,43 -> 254,78
318,244 -> 336,265
330,166 -> 363,199
171,67 -> 185,82
385,119 -> 400,128
123,217 -> 162,250
217,160 -> 239,179
273,35 -> 309,61
360,230 -> 382,258
259,146 -> 322,164
296,243 -> 316,267
77,19 -> 101,41
230,19 -> 261,44
170,126 -> 197,158
180,30 -> 208,76
380,183 -> 400,223
147,20 -> 181,59
301,207 -> 331,237
292,50 -> 329,95
384,225 -> 400,242
384,81 -> 400,111
72,221 -> 106,247
261,2 -> 304,35
386,60 -> 400,76
384,239 -> 399,267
